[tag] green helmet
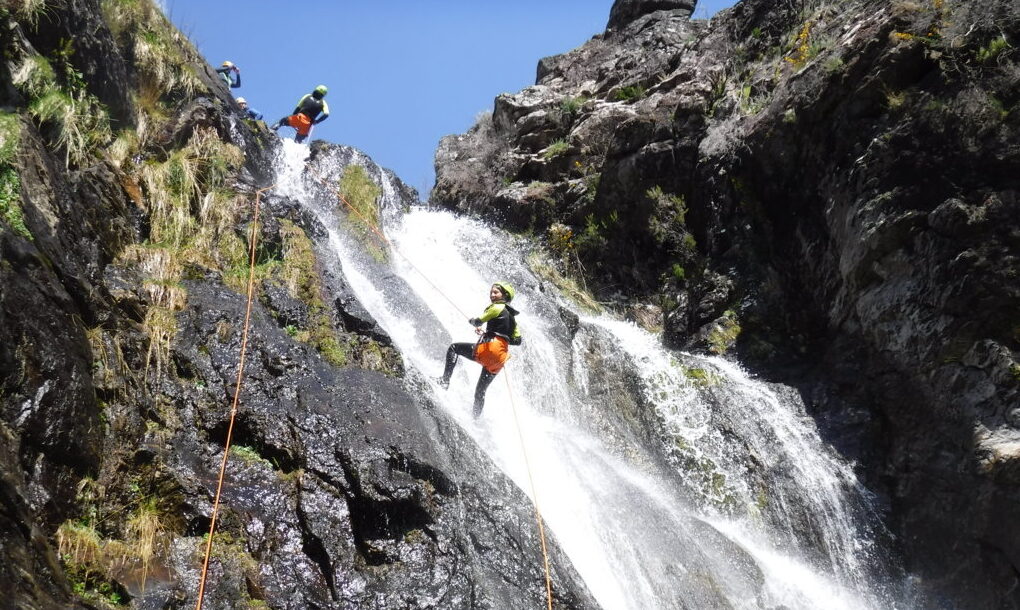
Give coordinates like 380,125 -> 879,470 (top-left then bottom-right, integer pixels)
313,85 -> 328,98
493,281 -> 515,302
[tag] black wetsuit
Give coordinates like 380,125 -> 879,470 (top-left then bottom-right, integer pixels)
273,93 -> 329,143
440,302 -> 520,416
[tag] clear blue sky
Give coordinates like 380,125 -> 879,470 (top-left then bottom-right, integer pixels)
165,1 -> 736,198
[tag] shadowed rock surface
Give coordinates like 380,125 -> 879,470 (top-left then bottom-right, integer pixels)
433,0 -> 1020,606
0,2 -> 596,608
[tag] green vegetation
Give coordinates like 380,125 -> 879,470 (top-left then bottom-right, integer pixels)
194,531 -> 263,606
784,21 -> 815,70
647,186 -> 688,225
122,128 -> 243,384
885,88 -> 908,110
338,164 -> 384,261
823,55 -> 845,74
125,499 -> 167,592
9,0 -> 48,25
738,83 -> 769,115
102,0 -> 205,100
12,44 -> 112,167
614,84 -> 646,102
231,444 -> 269,465
683,367 -> 722,387
707,311 -> 742,355
528,253 -> 602,313
0,112 -> 30,239
141,128 -> 243,250
542,139 -> 570,159
278,220 -> 352,367
976,35 -> 1010,63
559,95 -> 587,119
574,210 -> 618,256
707,71 -> 728,117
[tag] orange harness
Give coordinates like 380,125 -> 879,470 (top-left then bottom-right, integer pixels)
286,113 -> 313,136
474,336 -> 510,374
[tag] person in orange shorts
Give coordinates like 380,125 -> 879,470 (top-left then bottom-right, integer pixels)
437,282 -> 522,417
270,85 -> 329,143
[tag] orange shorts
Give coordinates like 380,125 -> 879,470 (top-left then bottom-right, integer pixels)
286,113 -> 313,136
474,337 -> 510,374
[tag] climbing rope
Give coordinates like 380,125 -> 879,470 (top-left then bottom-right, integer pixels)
308,161 -> 556,608
194,162 -> 555,607
304,164 -> 471,320
504,367 -> 555,610
195,184 -> 274,610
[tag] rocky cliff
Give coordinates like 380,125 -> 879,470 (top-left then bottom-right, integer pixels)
0,1 -> 596,608
433,0 -> 1020,606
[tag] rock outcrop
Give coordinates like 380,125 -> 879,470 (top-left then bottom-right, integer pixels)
432,0 -> 1020,606
0,2 -> 596,608
607,0 -> 696,31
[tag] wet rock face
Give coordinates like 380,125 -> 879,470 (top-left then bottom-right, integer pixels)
607,0 -> 696,30
135,281 -> 597,609
22,0 -> 134,125
0,1 -> 599,607
433,0 -> 1020,605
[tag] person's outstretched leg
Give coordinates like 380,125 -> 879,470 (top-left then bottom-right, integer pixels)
473,369 -> 497,417
438,342 -> 475,389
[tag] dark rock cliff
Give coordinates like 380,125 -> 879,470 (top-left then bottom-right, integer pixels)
0,2 -> 596,608
432,0 -> 1020,606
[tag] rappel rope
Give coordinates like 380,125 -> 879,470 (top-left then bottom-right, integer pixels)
194,163 -> 556,610
307,162 -> 556,609
504,367 -> 555,610
195,184 -> 274,610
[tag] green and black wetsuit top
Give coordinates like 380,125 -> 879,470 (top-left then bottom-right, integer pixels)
470,302 -> 522,345
294,94 -> 329,123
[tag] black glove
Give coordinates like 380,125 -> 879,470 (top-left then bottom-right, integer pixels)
314,116 -> 327,125
469,318 -> 481,327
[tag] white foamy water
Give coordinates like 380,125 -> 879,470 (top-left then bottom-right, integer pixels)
271,144 -> 899,609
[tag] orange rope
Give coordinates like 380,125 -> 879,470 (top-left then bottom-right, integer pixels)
304,165 -> 471,320
306,163 -> 556,607
504,367 -> 555,610
195,184 -> 274,610
191,164 -> 555,608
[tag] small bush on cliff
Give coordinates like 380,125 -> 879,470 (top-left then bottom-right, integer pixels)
543,139 -> 570,159
277,219 -> 355,368
338,164 -> 385,261
976,35 -> 1010,64
13,51 -> 112,167
125,499 -> 168,592
9,0 -> 47,25
614,84 -> 646,102
0,112 -> 30,239
102,0 -> 205,100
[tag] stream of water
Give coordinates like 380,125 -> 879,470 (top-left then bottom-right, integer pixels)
273,141 -> 899,609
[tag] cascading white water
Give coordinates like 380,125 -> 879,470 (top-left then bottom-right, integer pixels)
272,142 -> 898,610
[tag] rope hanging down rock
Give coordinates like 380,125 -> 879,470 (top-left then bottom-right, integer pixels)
196,164 -> 555,610
306,162 -> 558,608
195,184 -> 273,610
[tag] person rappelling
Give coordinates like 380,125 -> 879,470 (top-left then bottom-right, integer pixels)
436,282 -> 522,417
270,85 -> 330,144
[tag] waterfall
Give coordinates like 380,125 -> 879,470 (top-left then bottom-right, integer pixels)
272,141 -> 900,610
